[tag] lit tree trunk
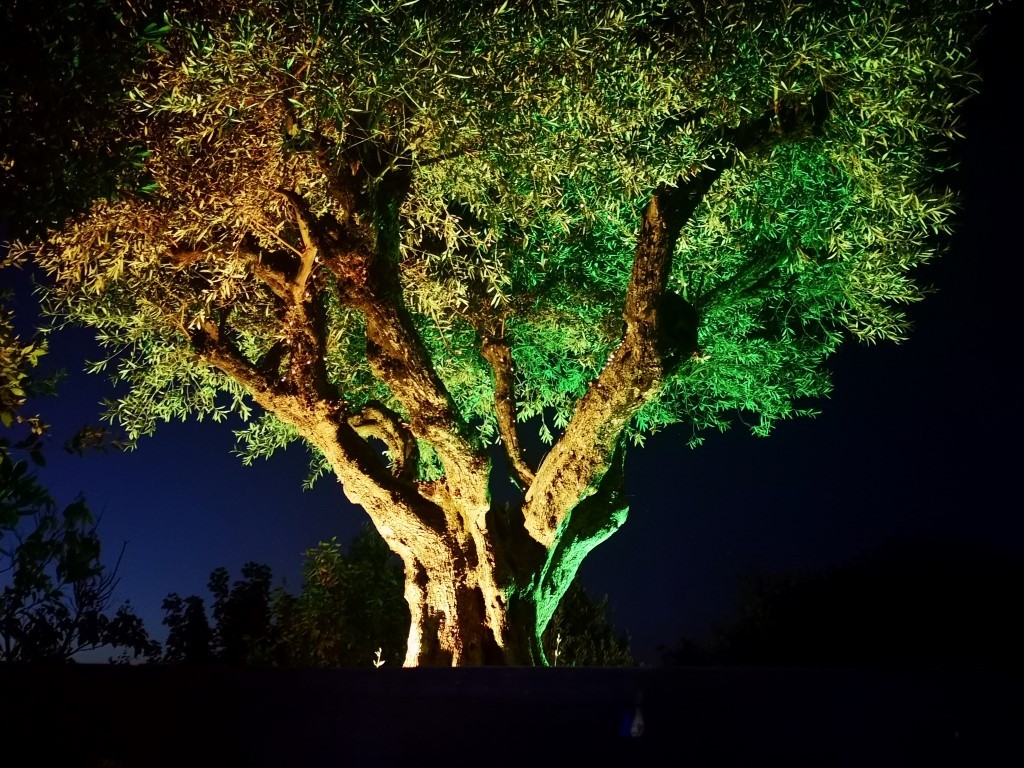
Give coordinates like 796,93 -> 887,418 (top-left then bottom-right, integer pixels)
362,179 -> 699,665
188,116 -> 771,666
366,489 -> 628,667
191,176 -> 706,665
29,0 -> 972,668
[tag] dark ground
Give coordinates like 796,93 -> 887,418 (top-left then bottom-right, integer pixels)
2,665 -> 1020,766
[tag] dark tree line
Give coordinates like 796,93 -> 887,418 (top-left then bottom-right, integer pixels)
0,453 -> 159,663
663,535 -> 1024,668
162,525 -> 633,668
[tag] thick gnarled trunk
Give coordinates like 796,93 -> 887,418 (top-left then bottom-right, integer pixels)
191,122 -> 758,666
373,463 -> 630,666
368,498 -> 548,666
401,554 -> 504,666
397,544 -> 542,666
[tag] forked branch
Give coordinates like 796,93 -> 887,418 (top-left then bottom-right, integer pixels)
468,304 -> 534,489
335,177 -> 490,519
481,333 -> 534,489
522,99 -> 831,547
348,400 -> 419,482
193,319 -> 447,543
520,180 -> 706,546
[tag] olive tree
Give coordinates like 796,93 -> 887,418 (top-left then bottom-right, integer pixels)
19,0 -> 985,664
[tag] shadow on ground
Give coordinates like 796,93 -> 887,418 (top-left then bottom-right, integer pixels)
3,665 -> 1020,766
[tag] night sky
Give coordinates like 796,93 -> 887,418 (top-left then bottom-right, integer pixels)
3,3 -> 1021,666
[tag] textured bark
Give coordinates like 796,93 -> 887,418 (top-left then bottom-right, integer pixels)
192,173 -> 706,664
521,173 -> 717,549
187,103 -> 807,665
469,308 -> 536,490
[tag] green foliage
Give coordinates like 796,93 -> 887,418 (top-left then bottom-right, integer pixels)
0,293 -> 50,462
21,0 -> 984,470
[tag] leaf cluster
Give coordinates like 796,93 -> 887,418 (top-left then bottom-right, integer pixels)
23,0 -> 988,471
0,295 -> 49,458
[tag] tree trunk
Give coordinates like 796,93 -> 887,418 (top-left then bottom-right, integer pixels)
399,554 -> 545,666
381,514 -> 547,667
371,474 -> 628,666
398,544 -> 504,666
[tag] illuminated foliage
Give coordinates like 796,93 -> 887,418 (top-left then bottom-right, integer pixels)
15,0 -> 987,665
0,299 -> 47,444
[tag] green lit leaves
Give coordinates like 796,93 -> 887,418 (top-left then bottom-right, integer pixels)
139,16 -> 173,54
233,412 -> 298,466
29,0 -> 985,470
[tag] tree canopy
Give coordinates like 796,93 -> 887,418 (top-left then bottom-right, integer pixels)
12,0 -> 987,665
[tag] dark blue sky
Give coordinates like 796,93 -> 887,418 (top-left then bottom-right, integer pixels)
3,3 -> 1021,666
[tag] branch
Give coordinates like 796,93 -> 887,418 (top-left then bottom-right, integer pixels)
194,319 -> 449,548
249,258 -> 291,303
522,166 -> 725,546
233,210 -> 337,400
307,411 -> 462,593
481,334 -> 534,489
277,189 -> 319,298
192,320 -> 277,402
168,241 -> 454,546
533,442 -> 628,636
521,99 -> 829,547
360,298 -> 490,517
347,400 -> 419,482
328,177 -> 490,521
279,103 -> 485,510
466,302 -> 534,489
